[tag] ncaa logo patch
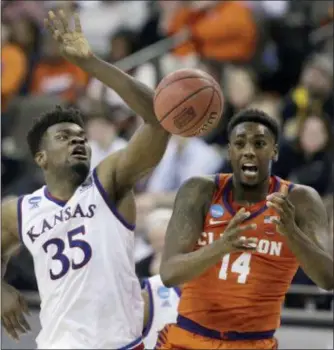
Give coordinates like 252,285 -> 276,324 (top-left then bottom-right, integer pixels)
157,286 -> 170,299
29,196 -> 42,209
210,204 -> 224,218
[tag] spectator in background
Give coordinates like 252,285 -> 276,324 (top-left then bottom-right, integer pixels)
78,0 -> 149,55
29,34 -> 88,104
281,54 -> 333,140
160,0 -> 257,80
136,208 -> 172,278
1,0 -> 45,26
1,22 -> 28,112
204,66 -> 259,147
273,115 -> 333,197
135,135 -> 224,216
9,16 -> 43,95
146,135 -> 223,193
86,106 -> 127,169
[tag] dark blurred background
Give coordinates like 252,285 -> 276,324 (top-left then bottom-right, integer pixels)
1,1 -> 333,348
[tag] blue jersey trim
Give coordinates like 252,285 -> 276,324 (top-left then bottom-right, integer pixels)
142,279 -> 154,338
92,168 -> 135,231
17,196 -> 24,243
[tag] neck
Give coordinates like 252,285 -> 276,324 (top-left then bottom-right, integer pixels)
44,172 -> 81,201
232,176 -> 270,205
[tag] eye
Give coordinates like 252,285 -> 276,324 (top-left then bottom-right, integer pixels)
255,140 -> 266,148
234,140 -> 244,148
56,134 -> 68,141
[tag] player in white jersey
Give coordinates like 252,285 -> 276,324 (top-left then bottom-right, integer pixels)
1,10 -> 171,349
142,275 -> 180,349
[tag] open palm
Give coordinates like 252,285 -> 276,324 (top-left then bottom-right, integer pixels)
44,10 -> 92,61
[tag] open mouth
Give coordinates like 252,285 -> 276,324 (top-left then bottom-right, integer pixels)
241,163 -> 258,177
71,146 -> 87,159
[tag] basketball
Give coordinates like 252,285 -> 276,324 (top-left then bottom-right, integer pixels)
153,69 -> 224,137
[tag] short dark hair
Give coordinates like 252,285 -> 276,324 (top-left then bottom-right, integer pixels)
27,106 -> 85,156
227,108 -> 280,143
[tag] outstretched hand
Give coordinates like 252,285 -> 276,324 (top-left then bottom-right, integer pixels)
266,184 -> 296,235
44,10 -> 92,62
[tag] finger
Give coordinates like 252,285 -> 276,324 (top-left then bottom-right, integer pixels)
16,311 -> 31,332
233,239 -> 257,251
8,311 -> 27,334
44,18 -> 53,33
280,184 -> 288,196
2,315 -> 19,340
267,192 -> 286,200
266,201 -> 284,215
52,29 -> 63,43
237,237 -> 258,248
228,208 -> 250,228
266,195 -> 285,205
236,223 -> 257,233
48,11 -> 58,30
58,9 -> 70,32
19,296 -> 31,316
48,11 -> 65,34
74,13 -> 82,33
271,217 -> 281,225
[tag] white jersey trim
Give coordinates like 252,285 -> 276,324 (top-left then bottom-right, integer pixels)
92,168 -> 135,231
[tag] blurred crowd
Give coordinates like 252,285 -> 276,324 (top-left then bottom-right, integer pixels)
2,0 -> 333,310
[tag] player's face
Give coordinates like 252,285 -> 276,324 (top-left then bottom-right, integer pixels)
37,122 -> 91,181
228,122 -> 278,187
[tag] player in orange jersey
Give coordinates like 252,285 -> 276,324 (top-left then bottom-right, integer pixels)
158,109 -> 333,349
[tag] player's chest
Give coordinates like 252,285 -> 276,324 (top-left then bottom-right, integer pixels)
24,198 -> 99,252
198,203 -> 292,259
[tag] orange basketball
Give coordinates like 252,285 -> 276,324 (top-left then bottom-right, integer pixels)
153,69 -> 224,137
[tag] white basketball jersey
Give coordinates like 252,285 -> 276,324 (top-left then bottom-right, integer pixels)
19,169 -> 143,349
142,275 -> 180,349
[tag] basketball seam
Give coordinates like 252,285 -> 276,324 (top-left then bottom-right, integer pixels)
213,88 -> 223,117
187,89 -> 222,137
174,87 -> 215,135
158,86 -> 213,123
154,76 -> 215,101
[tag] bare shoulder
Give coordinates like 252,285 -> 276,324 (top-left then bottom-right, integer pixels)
162,176 -> 216,260
289,184 -> 325,210
2,197 -> 19,233
174,175 -> 216,211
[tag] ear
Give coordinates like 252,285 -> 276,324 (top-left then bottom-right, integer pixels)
272,144 -> 279,162
35,151 -> 47,169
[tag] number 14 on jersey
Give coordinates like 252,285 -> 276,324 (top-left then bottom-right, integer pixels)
219,253 -> 252,284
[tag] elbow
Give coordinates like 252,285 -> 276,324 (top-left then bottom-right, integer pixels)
319,278 -> 334,291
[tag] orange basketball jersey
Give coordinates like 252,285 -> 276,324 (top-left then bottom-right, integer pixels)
178,174 -> 299,334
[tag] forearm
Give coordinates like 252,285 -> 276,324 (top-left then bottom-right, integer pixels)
80,55 -> 158,125
154,192 -> 177,208
286,227 -> 333,290
160,239 -> 226,287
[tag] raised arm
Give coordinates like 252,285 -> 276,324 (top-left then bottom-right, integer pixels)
160,177 -> 257,287
45,11 -> 170,198
1,198 -> 31,340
